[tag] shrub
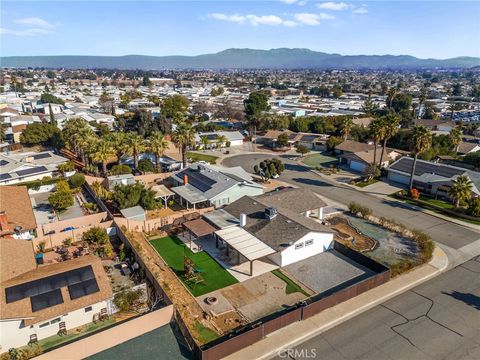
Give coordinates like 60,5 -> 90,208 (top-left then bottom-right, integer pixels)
137,158 -> 155,173
48,190 -> 73,211
63,237 -> 72,246
113,289 -> 144,312
55,180 -> 70,193
110,164 -> 132,175
82,226 -> 112,258
69,173 -> 86,188
348,202 -> 371,218
409,188 -> 420,199
390,259 -> 417,277
84,202 -> 98,211
411,229 -> 434,262
467,197 -> 480,216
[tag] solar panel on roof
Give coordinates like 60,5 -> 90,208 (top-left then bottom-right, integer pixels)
16,166 -> 48,177
301,135 -> 317,142
32,153 -> 52,160
391,158 -> 464,178
288,133 -> 297,140
205,134 -> 218,141
0,160 -> 8,166
31,289 -> 64,312
0,173 -> 11,180
5,265 -> 96,304
68,278 -> 100,300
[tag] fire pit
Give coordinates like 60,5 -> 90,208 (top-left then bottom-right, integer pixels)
205,296 -> 218,305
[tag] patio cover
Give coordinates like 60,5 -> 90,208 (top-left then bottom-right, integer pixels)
203,209 -> 239,229
183,218 -> 216,238
215,226 -> 276,261
150,184 -> 175,199
171,184 -> 207,204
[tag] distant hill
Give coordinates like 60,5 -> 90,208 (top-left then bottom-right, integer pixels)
1,48 -> 479,69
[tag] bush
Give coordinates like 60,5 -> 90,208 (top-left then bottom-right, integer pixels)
69,173 -> 86,188
48,190 -> 73,211
348,202 -> 371,218
137,158 -> 155,173
82,226 -> 112,258
113,289 -> 144,312
390,259 -> 417,277
84,202 -> 98,211
467,197 -> 480,216
110,164 -> 132,175
411,229 -> 434,262
409,188 -> 420,199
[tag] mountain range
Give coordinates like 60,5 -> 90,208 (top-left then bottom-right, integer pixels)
1,48 -> 479,70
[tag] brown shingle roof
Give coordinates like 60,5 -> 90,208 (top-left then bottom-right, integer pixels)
0,186 -> 37,235
0,237 -> 36,283
335,140 -> 374,153
0,255 -> 113,326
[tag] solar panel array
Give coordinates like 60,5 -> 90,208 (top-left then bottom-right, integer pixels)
0,173 -> 11,180
32,153 -> 52,160
205,134 -> 218,141
0,159 -> 8,166
5,265 -> 100,312
300,135 -> 318,142
16,166 -> 48,177
391,158 -> 465,178
188,171 -> 217,192
288,133 -> 297,140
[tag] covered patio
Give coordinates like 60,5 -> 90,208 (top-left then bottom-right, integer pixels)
214,226 -> 276,277
170,184 -> 209,210
181,218 -> 216,252
150,184 -> 175,208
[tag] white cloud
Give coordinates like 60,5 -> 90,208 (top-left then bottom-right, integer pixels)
353,6 -> 368,14
209,11 -> 333,28
317,2 -> 352,11
280,0 -> 299,4
209,13 -> 245,24
283,20 -> 300,27
319,13 -> 335,20
0,27 -> 51,36
246,15 -> 284,26
15,17 -> 56,29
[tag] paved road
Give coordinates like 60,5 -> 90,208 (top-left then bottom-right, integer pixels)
222,154 -> 480,253
272,256 -> 480,360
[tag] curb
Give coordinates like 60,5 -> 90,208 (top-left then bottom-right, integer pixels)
226,245 -> 449,360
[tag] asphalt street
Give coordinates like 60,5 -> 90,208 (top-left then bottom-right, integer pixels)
272,256 -> 480,360
222,154 -> 480,253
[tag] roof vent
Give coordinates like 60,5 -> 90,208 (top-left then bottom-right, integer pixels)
265,207 -> 278,220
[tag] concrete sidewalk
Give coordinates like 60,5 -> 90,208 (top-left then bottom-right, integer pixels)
225,245 -> 449,360
34,306 -> 173,360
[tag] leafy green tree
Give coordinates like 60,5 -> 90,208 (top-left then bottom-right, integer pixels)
98,92 -> 114,113
254,158 -> 284,181
449,175 -> 472,207
172,122 -> 195,168
69,173 -> 86,188
200,135 -> 210,151
244,91 -> 270,138
58,161 -> 75,174
463,152 -> 480,169
296,144 -> 310,157
452,83 -> 462,96
48,189 -> 73,210
40,93 -> 64,105
113,182 -> 144,209
467,198 -> 480,216
160,94 -> 189,119
110,164 -> 132,175
49,104 -> 57,126
331,85 -> 343,98
20,123 -> 61,146
326,136 -> 342,151
409,126 -> 432,189
138,158 -> 155,173
82,226 -> 112,258
276,133 -> 289,147
142,76 -> 152,87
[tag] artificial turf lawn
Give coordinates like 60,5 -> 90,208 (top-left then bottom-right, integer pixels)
194,321 -> 219,343
150,236 -> 238,297
271,269 -> 309,297
186,152 -> 218,164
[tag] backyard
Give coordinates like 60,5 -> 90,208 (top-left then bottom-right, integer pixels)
302,152 -> 337,168
186,152 -> 218,165
149,235 -> 238,296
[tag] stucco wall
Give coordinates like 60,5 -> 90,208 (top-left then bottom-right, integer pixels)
279,231 -> 334,267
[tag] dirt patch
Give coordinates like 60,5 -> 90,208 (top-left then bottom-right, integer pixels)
147,207 -> 175,220
330,216 -> 376,252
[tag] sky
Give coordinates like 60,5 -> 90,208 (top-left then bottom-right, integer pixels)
1,1 -> 479,59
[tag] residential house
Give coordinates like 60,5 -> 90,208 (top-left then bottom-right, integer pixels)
414,119 -> 456,133
0,151 -> 68,185
194,131 -> 244,149
457,142 -> 480,156
387,157 -> 480,197
0,186 -> 37,240
219,188 -> 334,267
171,163 -> 263,209
261,130 -> 328,150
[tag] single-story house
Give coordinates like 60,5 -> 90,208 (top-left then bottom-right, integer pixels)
457,142 -> 480,156
219,188 -> 335,267
0,186 -> 37,240
261,130 -> 328,150
387,157 -> 480,197
171,163 -> 263,209
0,151 -> 68,185
414,119 -> 456,133
194,131 -> 244,149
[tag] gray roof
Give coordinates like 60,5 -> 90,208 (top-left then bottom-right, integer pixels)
203,209 -> 239,229
171,184 -> 208,204
223,190 -> 333,252
120,206 -> 145,219
172,163 -> 261,201
254,188 -> 327,214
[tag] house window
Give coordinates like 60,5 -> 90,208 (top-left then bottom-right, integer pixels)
39,322 -> 49,328
84,306 -> 93,312
305,239 -> 314,246
295,243 -> 304,250
50,318 -> 61,324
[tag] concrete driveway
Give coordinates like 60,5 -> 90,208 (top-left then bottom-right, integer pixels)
221,154 -> 480,261
359,178 -> 406,197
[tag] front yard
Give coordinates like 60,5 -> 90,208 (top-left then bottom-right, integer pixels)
149,236 -> 238,296
186,152 -> 218,164
302,152 -> 337,168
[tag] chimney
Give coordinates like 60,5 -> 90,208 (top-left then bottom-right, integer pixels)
239,213 -> 247,227
183,174 -> 188,185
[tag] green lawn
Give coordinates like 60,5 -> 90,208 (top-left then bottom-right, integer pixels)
302,153 -> 337,168
194,321 -> 219,343
186,152 -> 218,164
150,236 -> 238,296
354,178 -> 379,188
271,269 -> 309,297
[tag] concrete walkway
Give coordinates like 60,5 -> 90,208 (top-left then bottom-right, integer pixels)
34,306 -> 173,360
224,245 -> 449,360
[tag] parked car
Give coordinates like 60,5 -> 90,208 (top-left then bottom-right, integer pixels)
61,226 -> 75,232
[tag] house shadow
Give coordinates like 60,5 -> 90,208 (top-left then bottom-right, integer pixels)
291,177 -> 333,187
442,290 -> 480,310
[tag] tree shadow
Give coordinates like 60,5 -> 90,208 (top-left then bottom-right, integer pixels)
291,178 -> 333,187
284,163 -> 309,172
442,290 -> 480,310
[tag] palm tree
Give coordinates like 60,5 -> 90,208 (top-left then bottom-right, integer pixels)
200,136 -> 209,151
107,132 -> 128,163
449,127 -> 462,154
172,122 -> 195,168
340,118 -> 353,141
418,87 -> 427,119
148,131 -> 169,172
216,134 -> 228,148
379,113 -> 400,166
409,126 -> 432,190
448,175 -> 472,208
92,137 -> 115,175
368,118 -> 384,165
387,87 -> 397,110
62,117 -> 95,162
125,132 -> 146,170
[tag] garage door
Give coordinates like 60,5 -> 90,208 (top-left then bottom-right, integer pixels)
388,172 -> 410,185
350,160 -> 366,172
